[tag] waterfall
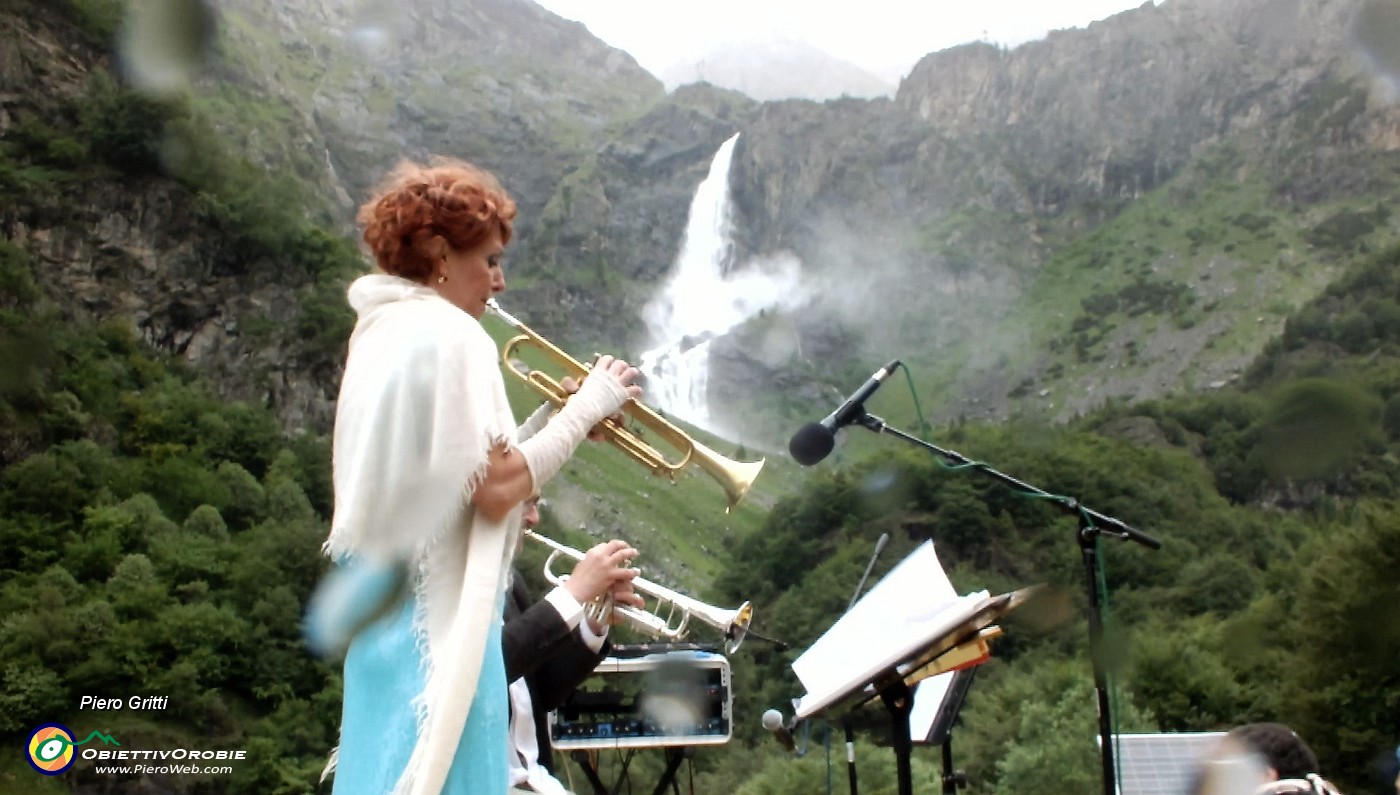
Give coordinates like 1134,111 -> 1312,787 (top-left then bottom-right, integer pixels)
639,133 -> 803,436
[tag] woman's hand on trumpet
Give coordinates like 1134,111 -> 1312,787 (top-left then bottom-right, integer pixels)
560,354 -> 643,441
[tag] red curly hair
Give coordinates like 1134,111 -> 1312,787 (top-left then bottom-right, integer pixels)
357,158 -> 518,282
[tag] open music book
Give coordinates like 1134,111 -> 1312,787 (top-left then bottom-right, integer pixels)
792,542 -> 1008,720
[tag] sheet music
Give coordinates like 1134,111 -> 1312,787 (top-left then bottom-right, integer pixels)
909,670 -> 956,740
792,542 -> 990,719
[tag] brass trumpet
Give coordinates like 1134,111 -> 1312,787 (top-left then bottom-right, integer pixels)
526,530 -> 754,654
487,299 -> 764,510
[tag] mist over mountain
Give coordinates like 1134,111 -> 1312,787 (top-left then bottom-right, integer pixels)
5,0 -> 1400,450
658,38 -> 896,101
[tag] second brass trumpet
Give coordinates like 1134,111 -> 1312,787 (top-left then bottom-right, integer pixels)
526,530 -> 754,654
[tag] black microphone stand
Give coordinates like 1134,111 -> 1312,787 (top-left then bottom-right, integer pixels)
850,412 -> 1162,795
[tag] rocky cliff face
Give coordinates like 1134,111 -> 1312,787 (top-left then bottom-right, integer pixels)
7,0 -> 1400,443
206,0 -> 663,231
1,0 -> 666,432
895,0 -> 1368,208
6,181 -> 338,429
510,83 -> 760,344
0,4 -> 339,428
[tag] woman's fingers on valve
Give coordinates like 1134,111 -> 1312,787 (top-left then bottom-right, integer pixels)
596,355 -> 641,385
584,354 -> 643,403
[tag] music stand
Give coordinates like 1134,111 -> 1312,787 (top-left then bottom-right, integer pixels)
792,544 -> 1033,795
912,667 -> 979,795
848,411 -> 1161,795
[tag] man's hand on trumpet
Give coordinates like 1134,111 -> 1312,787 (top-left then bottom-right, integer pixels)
594,575 -> 646,635
560,538 -> 646,634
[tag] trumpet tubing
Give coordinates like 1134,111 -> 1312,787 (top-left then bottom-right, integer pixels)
487,299 -> 764,510
525,530 -> 754,654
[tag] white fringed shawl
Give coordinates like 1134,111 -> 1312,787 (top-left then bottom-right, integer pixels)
326,273 -> 523,795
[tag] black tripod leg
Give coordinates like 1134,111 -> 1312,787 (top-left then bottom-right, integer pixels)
842,716 -> 859,795
941,735 -> 969,794
650,747 -> 688,795
878,681 -> 915,795
570,750 -> 608,795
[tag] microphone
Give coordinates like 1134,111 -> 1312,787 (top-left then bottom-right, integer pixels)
761,708 -> 796,754
789,360 -> 902,466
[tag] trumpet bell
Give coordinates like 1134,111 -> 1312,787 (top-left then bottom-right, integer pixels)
723,601 -> 754,654
690,439 -> 765,512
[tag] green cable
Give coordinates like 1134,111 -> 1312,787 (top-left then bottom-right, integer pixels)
899,364 -> 934,441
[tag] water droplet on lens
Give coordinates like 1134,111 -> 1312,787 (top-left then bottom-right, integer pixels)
1353,0 -> 1400,98
118,0 -> 215,96
349,1 -> 400,60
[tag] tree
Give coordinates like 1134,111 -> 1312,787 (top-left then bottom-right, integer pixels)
0,662 -> 68,734
1286,502 -> 1400,790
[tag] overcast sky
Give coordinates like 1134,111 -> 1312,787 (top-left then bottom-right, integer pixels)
532,0 -> 1160,84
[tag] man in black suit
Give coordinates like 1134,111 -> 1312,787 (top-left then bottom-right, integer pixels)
504,497 -> 642,795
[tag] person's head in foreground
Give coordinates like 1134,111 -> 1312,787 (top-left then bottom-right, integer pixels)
1194,723 -> 1342,795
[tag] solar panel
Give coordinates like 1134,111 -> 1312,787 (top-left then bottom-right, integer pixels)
1110,732 -> 1226,795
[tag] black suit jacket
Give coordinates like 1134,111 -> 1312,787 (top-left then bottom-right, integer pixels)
502,570 -> 609,773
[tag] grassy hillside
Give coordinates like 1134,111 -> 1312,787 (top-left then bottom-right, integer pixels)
872,137 -> 1400,434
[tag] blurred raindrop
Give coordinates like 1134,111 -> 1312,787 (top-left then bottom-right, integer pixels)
158,127 -> 195,178
861,468 -> 898,494
1353,0 -> 1400,98
0,328 -> 51,397
303,557 -> 412,659
349,1 -> 402,60
117,0 -> 215,97
1007,585 -> 1074,635
1193,739 -> 1271,795
639,657 -> 708,735
1258,378 -> 1379,481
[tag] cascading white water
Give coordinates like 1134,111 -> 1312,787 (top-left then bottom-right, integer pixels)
639,133 -> 804,435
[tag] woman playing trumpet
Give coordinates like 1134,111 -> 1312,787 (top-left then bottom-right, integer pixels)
322,156 -> 642,795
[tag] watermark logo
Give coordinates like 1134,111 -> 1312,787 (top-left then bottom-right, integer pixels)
26,723 -> 120,776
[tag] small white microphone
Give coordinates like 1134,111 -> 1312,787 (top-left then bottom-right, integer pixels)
762,708 -> 797,754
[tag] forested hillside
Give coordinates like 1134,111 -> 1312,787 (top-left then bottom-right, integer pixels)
704,242 -> 1400,795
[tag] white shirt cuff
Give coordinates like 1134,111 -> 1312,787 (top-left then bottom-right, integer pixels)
578,614 -> 609,653
544,585 -> 586,631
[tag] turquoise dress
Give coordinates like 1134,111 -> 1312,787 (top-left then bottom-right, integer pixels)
333,594 -> 508,794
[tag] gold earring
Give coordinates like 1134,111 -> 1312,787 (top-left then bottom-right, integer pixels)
437,274 -> 447,284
